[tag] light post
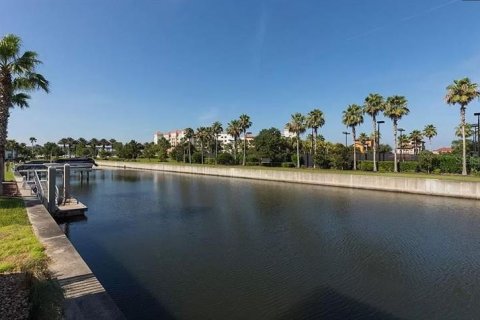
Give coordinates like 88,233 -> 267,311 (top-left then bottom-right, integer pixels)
398,128 -> 405,162
377,120 -> 385,162
475,112 -> 480,156
342,131 -> 350,147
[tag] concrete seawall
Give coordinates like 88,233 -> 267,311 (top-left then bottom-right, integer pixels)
97,161 -> 480,200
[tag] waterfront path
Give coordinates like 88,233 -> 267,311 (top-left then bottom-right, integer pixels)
98,160 -> 480,200
15,176 -> 125,319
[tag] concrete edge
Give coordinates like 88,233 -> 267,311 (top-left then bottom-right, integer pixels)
14,176 -> 125,320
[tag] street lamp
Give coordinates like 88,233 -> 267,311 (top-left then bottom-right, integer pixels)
398,128 -> 405,162
377,121 -> 385,162
342,131 -> 351,147
475,112 -> 480,156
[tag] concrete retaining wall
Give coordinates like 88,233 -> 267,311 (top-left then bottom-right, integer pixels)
97,161 -> 480,200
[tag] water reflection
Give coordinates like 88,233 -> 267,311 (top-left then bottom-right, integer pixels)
66,169 -> 480,320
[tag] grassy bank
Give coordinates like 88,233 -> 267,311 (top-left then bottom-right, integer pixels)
0,197 -> 63,319
4,162 -> 14,181
99,159 -> 480,183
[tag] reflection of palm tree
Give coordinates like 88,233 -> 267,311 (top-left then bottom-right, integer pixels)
384,96 -> 409,172
445,78 -> 480,175
342,104 -> 364,170
306,109 -> 325,168
286,113 -> 306,168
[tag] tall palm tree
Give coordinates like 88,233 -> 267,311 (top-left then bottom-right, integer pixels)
239,114 -> 252,166
0,34 -> 49,188
342,104 -> 364,170
455,123 -> 473,138
29,136 -> 36,148
226,120 -> 242,162
306,108 -> 325,168
89,138 -> 99,158
196,127 -> 208,164
58,138 -> 68,155
211,121 -> 223,164
66,137 -> 76,158
363,93 -> 384,172
384,95 -> 409,172
286,113 -> 306,168
184,128 -> 194,164
423,124 -> 437,150
445,78 -> 480,175
409,130 -> 423,155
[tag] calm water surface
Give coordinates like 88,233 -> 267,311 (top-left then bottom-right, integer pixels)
63,169 -> 480,319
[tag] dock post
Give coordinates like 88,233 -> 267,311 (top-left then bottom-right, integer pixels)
64,164 -> 70,201
47,167 -> 56,213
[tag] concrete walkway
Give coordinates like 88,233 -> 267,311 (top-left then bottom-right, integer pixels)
16,178 -> 125,319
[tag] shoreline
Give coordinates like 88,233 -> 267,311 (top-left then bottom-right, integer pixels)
97,160 -> 480,200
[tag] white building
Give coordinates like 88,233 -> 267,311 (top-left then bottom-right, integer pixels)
218,133 -> 235,145
154,130 -> 185,147
282,128 -> 296,138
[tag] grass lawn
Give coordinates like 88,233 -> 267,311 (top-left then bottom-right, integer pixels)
100,158 -> 480,183
4,162 -> 15,181
0,197 -> 46,273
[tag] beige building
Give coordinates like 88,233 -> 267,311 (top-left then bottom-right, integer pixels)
154,130 -> 185,147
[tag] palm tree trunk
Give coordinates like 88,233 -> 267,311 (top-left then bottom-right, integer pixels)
242,130 -> 246,166
201,141 -> 204,164
296,134 -> 300,168
313,128 -> 317,169
372,116 -> 377,172
233,137 -> 237,162
215,136 -> 218,165
393,120 -> 398,172
188,140 -> 191,164
461,106 -> 467,175
352,127 -> 357,170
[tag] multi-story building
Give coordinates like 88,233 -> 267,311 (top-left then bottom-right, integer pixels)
282,128 -> 296,138
218,133 -> 235,145
154,130 -> 185,147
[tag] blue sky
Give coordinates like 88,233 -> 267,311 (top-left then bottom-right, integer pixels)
2,0 -> 480,147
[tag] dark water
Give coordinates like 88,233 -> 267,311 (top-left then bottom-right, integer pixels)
63,169 -> 480,320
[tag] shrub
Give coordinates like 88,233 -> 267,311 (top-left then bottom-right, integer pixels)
192,152 -> 202,164
417,151 -> 438,173
217,153 -> 235,165
399,161 -> 419,173
358,160 -> 374,171
205,158 -> 215,165
469,156 -> 480,174
432,168 -> 441,175
281,162 -> 295,168
378,161 -> 394,172
438,154 -> 462,174
245,162 -> 260,166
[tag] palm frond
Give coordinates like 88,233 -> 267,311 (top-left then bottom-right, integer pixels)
0,34 -> 21,63
13,72 -> 49,92
11,92 -> 31,108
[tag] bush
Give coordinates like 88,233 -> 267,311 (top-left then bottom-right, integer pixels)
192,152 -> 202,164
291,154 -> 304,166
281,162 -> 295,168
399,161 -> 419,173
438,154 -> 462,174
378,161 -> 394,172
217,153 -> 234,165
245,162 -> 260,166
469,156 -> 480,174
205,158 -> 215,165
417,151 -> 438,173
358,160 -> 374,171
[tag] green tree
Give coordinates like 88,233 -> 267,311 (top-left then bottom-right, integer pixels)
196,127 -> 209,164
342,104 -> 364,170
306,108 -> 325,168
239,114 -> 252,166
286,113 -> 306,168
29,136 -> 36,148
253,128 -> 285,163
58,138 -> 68,155
445,78 -> 480,175
226,120 -> 242,162
423,124 -> 437,150
0,34 -> 49,191
409,130 -> 423,155
455,123 -> 473,138
184,128 -> 195,163
384,95 -> 409,172
363,93 -> 385,172
211,121 -> 223,164
89,138 -> 99,158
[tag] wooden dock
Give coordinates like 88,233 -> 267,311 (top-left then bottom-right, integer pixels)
55,198 -> 88,218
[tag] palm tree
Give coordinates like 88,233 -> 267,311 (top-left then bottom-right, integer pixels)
99,138 -> 109,150
286,113 -> 306,168
184,128 -> 194,164
358,132 -> 369,159
0,34 -> 49,188
58,138 -> 68,155
455,123 -> 473,138
363,93 -> 385,172
196,127 -> 208,164
29,136 -> 36,148
239,114 -> 252,166
384,96 -> 409,172
89,138 -> 99,157
211,121 -> 223,164
342,104 -> 364,170
445,78 -> 480,175
423,124 -> 437,150
226,120 -> 242,162
306,109 -> 325,168
409,130 -> 423,155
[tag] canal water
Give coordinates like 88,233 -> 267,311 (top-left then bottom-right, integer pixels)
64,169 -> 480,319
